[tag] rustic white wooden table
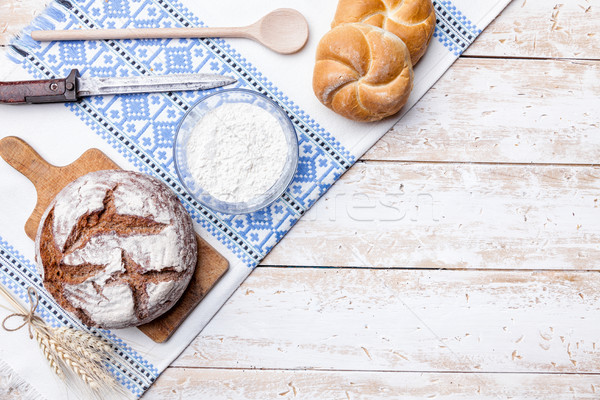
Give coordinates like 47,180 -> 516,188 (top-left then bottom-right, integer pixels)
1,0 -> 600,398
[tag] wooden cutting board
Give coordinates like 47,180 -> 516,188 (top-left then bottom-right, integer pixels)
0,136 -> 228,343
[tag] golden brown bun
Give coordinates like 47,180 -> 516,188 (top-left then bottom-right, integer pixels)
313,23 -> 413,122
332,0 -> 436,65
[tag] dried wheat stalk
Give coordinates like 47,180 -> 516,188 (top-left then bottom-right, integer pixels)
34,329 -> 64,379
0,285 -> 125,396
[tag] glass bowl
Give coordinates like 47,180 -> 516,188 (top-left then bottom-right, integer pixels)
174,89 -> 299,214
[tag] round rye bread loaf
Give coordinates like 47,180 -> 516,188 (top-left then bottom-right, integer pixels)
35,170 -> 197,329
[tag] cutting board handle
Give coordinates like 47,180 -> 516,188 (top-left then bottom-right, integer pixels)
0,136 -> 54,188
0,136 -> 119,239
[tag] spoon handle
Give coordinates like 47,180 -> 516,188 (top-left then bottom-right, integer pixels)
31,26 -> 251,42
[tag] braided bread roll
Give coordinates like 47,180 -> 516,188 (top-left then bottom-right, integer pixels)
332,0 -> 436,65
312,23 -> 413,122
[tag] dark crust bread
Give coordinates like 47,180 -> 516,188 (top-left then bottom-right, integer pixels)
35,170 -> 197,329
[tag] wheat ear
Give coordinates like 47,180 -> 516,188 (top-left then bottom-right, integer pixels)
45,336 -> 101,389
53,327 -> 112,362
0,285 -> 125,395
34,329 -> 64,379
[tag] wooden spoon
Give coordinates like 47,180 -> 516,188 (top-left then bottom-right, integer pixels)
31,8 -> 309,54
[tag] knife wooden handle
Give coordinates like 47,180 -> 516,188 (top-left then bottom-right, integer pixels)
0,69 -> 79,104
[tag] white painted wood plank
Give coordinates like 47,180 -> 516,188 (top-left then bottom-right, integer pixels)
173,268 -> 600,374
146,368 -> 600,400
466,0 -> 600,60
264,162 -> 600,269
0,0 -> 50,46
364,58 -> 600,164
2,53 -> 598,166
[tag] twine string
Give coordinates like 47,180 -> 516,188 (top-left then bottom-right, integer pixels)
2,287 -> 44,339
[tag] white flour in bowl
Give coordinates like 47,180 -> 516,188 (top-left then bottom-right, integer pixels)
185,102 -> 288,203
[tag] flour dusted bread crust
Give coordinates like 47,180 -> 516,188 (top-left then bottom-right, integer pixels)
332,0 -> 436,65
35,170 -> 197,329
313,23 -> 413,122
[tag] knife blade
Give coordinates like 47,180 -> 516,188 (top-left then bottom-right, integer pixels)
0,69 -> 237,104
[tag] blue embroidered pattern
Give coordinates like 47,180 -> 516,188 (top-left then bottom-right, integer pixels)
10,0 -> 356,267
8,0 -> 480,268
433,0 -> 482,56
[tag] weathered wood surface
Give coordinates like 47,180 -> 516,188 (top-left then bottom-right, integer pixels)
364,58 -> 600,164
264,162 -> 600,269
175,268 -> 600,373
465,0 -> 600,59
0,0 -> 49,46
147,369 -> 600,400
1,0 -> 599,399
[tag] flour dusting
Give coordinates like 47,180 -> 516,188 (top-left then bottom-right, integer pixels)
185,102 -> 288,203
35,170 -> 197,329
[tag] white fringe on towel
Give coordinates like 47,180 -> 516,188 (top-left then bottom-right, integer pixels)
0,359 -> 46,400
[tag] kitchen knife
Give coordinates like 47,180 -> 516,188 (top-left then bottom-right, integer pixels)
0,69 -> 237,104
